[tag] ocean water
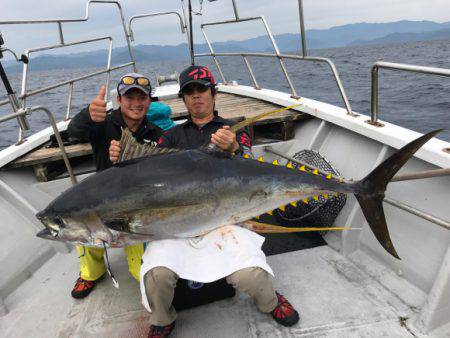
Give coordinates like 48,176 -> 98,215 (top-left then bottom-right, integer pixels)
1,39 -> 449,149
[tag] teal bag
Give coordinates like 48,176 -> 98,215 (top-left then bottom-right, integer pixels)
147,101 -> 175,131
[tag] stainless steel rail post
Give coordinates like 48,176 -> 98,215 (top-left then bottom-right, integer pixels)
104,38 -> 113,102
303,56 -> 355,116
65,82 -> 74,120
242,56 -> 260,89
231,0 -> 240,20
57,22 -> 65,45
180,0 -> 193,65
28,107 -> 77,185
370,61 -> 450,126
200,28 -> 228,84
0,106 -> 77,185
298,0 -> 307,57
260,16 -> 299,98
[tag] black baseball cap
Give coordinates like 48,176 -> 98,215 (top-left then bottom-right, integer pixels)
179,65 -> 216,93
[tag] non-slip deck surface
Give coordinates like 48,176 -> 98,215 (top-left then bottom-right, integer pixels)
1,246 -> 422,338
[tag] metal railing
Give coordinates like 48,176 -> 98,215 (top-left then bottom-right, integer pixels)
195,0 -> 354,115
128,11 -> 187,41
127,11 -> 190,69
0,0 -> 137,145
0,105 -> 77,185
196,50 -> 355,115
370,61 -> 450,126
20,36 -> 114,107
264,145 -> 450,231
200,16 -> 299,98
0,0 -> 136,70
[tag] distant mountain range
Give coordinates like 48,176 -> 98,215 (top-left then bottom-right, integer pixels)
3,20 -> 450,71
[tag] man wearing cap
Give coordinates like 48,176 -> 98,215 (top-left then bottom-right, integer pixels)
67,73 -> 162,299
137,65 -> 299,338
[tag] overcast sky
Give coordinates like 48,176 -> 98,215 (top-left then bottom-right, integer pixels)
1,0 -> 449,59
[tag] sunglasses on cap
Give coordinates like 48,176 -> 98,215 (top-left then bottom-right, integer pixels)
181,83 -> 212,95
120,76 -> 150,87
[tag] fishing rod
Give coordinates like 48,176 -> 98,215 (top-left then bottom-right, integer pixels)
0,33 -> 30,132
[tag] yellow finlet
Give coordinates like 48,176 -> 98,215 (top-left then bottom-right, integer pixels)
255,215 -> 260,220
258,156 -> 265,162
267,210 -> 273,216
313,195 -> 319,201
299,165 -> 306,171
279,205 -> 286,212
272,159 -> 280,165
313,169 -> 319,175
290,201 -> 298,207
302,198 -> 309,204
334,192 -> 339,197
323,194 -> 329,199
243,154 -> 250,159
286,162 -> 294,169
326,173 -> 332,179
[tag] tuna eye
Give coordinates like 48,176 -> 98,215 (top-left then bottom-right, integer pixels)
53,216 -> 64,228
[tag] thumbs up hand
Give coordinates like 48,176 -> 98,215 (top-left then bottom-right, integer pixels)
89,86 -> 107,123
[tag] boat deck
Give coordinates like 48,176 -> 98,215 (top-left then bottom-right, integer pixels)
6,92 -> 309,182
163,92 -> 306,124
1,245 -> 432,338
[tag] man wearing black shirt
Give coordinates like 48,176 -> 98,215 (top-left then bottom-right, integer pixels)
154,65 -> 251,155
138,65 -> 299,338
67,73 -> 162,299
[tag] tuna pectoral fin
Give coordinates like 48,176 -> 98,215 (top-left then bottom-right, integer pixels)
102,218 -> 130,233
355,129 -> 442,259
243,220 -> 354,233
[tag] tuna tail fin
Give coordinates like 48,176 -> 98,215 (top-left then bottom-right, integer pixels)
355,129 -> 442,259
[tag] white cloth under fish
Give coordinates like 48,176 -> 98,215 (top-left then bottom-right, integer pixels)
139,225 -> 273,312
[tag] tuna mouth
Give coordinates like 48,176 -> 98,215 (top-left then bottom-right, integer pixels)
36,228 -> 58,239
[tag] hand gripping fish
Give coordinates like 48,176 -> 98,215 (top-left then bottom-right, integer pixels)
35,105 -> 441,259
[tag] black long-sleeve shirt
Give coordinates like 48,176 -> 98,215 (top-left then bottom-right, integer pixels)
67,106 -> 162,171
157,114 -> 252,155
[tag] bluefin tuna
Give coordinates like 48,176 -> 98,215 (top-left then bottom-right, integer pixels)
36,128 -> 441,259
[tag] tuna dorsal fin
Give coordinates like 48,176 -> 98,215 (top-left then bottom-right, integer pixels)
117,128 -> 178,162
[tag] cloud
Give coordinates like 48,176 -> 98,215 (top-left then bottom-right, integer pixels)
1,0 -> 449,59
